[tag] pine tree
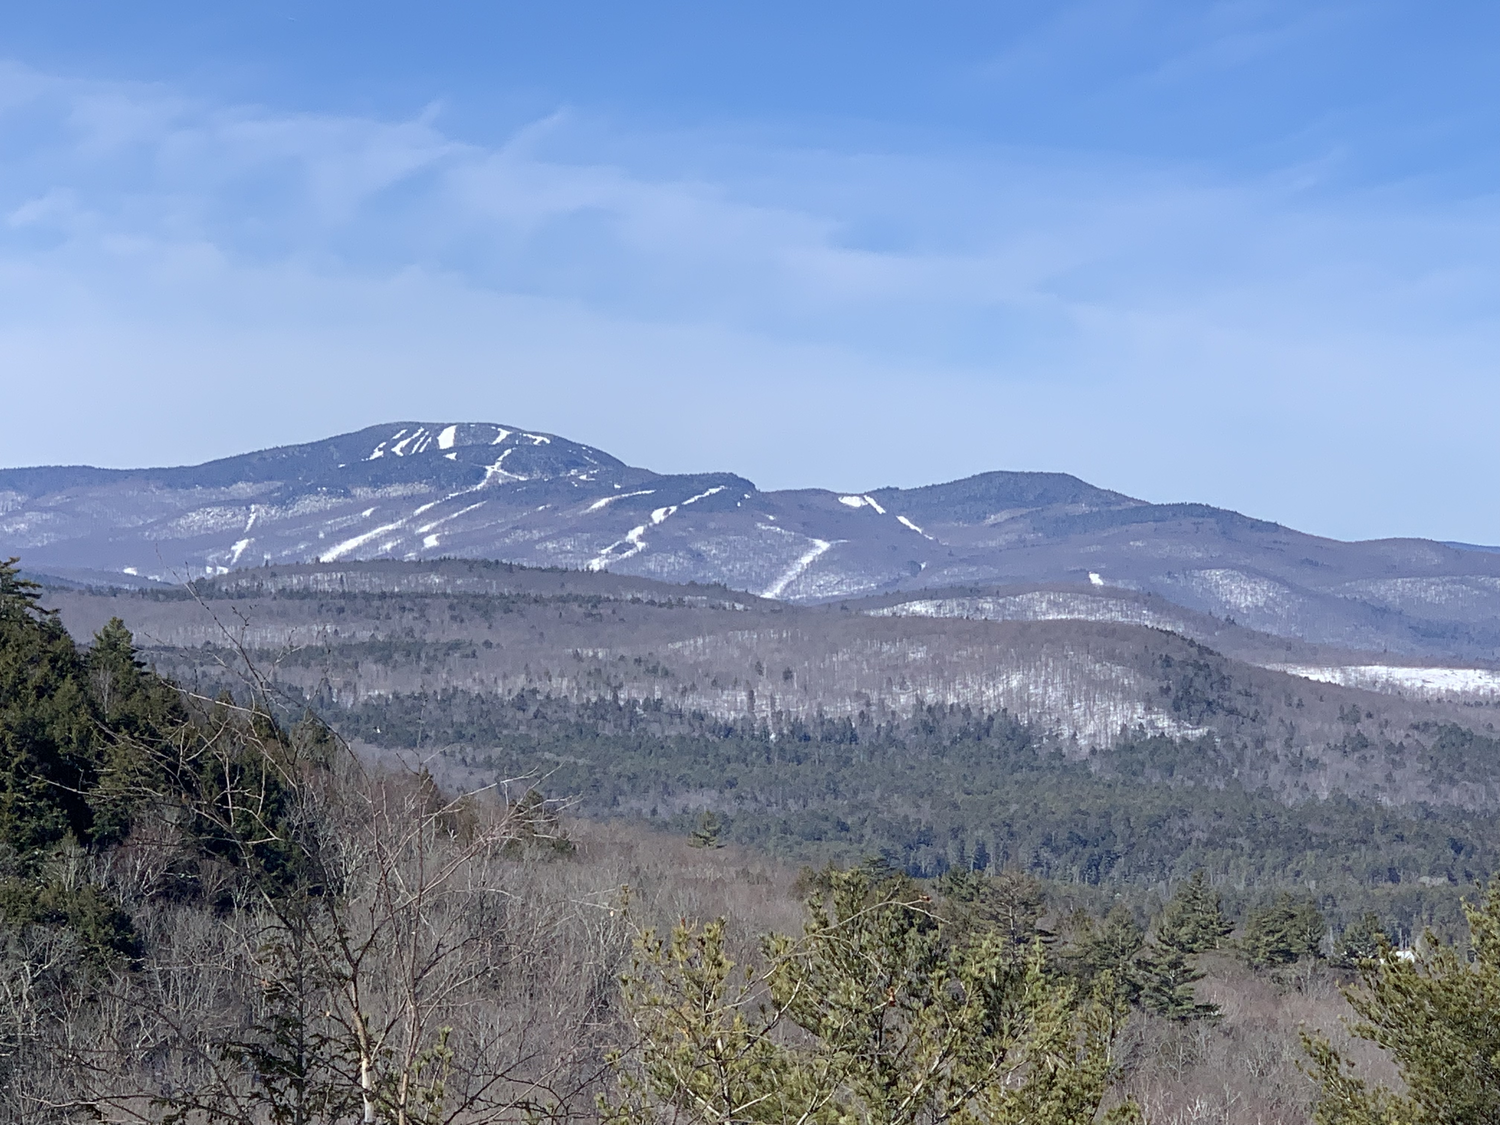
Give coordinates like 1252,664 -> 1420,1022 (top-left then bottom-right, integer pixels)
1157,870 -> 1232,954
1137,943 -> 1219,1022
688,810 -> 723,848
607,868 -> 1141,1125
1334,912 -> 1390,968
1071,905 -> 1146,1004
1304,882 -> 1500,1124
1242,894 -> 1327,967
938,866 -> 1049,947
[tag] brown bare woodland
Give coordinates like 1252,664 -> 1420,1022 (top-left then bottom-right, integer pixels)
2,732 -> 1390,1125
0,690 -> 620,1124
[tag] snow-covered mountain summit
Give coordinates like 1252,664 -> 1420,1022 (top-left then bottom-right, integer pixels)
5,421 -> 1500,660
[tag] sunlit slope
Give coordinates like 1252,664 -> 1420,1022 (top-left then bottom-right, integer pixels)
8,421 -> 1500,660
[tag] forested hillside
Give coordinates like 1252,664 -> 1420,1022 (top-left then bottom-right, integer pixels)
44,560 -> 1500,778
38,559 -> 1500,943
6,557 -> 1500,1123
332,688 -> 1497,935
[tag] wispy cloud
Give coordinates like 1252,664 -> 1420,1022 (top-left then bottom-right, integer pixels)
0,60 -> 1496,543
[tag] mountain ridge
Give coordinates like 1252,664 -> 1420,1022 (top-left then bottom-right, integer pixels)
6,420 -> 1500,661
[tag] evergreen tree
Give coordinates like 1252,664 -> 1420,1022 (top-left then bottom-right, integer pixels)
688,810 -> 724,848
1070,905 -> 1146,1004
1334,912 -> 1391,968
1242,893 -> 1327,967
938,865 -> 1050,947
607,867 -> 1140,1125
0,562 -> 144,964
1137,944 -> 1219,1023
0,558 -> 101,857
85,616 -> 184,738
0,559 -> 323,962
85,616 -> 189,846
1157,870 -> 1232,954
1304,882 -> 1500,1124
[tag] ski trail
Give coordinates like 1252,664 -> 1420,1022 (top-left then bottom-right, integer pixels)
588,523 -> 651,571
227,505 -> 259,565
681,485 -> 726,506
586,489 -> 655,512
320,520 -> 407,562
584,487 -> 718,569
416,501 -> 487,535
762,538 -> 834,599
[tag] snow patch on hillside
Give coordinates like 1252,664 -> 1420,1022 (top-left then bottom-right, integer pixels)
1156,568 -> 1312,634
667,632 -> 1210,747
1271,664 -> 1500,698
1185,568 -> 1285,614
159,507 -> 254,537
1335,576 -> 1500,619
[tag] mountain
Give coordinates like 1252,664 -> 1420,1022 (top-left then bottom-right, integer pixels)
7,420 -> 1500,661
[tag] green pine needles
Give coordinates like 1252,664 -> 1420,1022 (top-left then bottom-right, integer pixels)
1303,881 -> 1500,1125
1155,871 -> 1233,955
606,867 -> 1141,1125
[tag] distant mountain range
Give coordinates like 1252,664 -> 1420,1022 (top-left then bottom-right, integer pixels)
7,420 -> 1500,660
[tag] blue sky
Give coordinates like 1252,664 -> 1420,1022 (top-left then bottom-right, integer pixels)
1,2 -> 1497,542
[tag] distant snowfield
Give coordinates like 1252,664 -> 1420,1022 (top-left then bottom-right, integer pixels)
1271,664 -> 1500,698
879,594 -> 1500,700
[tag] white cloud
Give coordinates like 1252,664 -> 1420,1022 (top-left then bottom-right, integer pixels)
0,61 -> 1496,544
